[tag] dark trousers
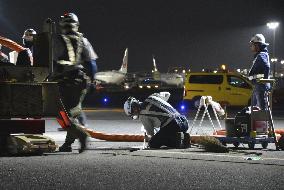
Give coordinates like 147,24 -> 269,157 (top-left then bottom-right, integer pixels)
58,77 -> 89,146
148,119 -> 183,148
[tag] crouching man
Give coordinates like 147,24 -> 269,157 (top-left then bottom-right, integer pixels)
124,92 -> 190,149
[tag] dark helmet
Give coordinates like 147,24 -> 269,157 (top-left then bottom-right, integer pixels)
59,13 -> 79,33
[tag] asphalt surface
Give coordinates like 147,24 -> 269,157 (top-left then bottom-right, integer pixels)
0,108 -> 284,190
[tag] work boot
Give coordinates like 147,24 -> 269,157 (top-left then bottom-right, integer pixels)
183,133 -> 191,148
78,135 -> 87,153
59,144 -> 72,152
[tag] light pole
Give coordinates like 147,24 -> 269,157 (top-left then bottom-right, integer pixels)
271,58 -> 278,77
267,22 -> 279,77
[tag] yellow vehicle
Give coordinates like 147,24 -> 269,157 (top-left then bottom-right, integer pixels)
184,72 -> 253,107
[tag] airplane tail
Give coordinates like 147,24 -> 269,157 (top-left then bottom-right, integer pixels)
119,48 -> 128,73
152,55 -> 160,80
152,55 -> 158,72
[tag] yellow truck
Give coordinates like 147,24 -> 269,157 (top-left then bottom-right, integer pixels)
184,72 -> 253,107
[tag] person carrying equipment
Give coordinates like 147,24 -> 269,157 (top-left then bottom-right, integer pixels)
124,92 -> 190,149
51,13 -> 98,153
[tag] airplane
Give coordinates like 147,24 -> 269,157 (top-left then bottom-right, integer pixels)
94,48 -> 128,85
151,56 -> 184,87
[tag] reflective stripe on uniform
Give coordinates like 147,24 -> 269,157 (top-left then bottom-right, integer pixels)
58,34 -> 84,65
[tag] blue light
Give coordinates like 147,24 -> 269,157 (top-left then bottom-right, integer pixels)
103,97 -> 108,103
180,105 -> 185,110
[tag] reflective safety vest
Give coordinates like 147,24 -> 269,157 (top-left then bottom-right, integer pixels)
57,34 -> 84,66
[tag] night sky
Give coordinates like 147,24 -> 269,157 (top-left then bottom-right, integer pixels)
1,0 -> 284,72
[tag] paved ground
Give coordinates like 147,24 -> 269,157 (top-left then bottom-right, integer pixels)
0,109 -> 283,189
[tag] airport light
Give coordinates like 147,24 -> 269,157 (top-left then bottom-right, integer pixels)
271,58 -> 278,77
221,64 -> 226,70
267,22 -> 279,77
271,58 -> 278,62
267,22 -> 279,30
281,60 -> 284,65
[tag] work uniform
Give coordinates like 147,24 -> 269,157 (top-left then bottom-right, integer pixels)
52,32 -> 98,148
248,46 -> 270,110
139,92 -> 189,148
16,48 -> 33,66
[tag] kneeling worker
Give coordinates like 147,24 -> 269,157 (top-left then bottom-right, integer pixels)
124,92 -> 190,148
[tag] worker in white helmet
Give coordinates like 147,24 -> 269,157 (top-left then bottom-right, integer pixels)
248,34 -> 270,110
16,28 -> 36,66
124,92 -> 190,149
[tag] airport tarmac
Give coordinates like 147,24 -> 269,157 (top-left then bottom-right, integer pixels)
0,109 -> 283,189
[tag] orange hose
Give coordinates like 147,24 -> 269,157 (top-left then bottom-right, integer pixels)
0,36 -> 25,52
275,129 -> 284,135
82,127 -> 145,142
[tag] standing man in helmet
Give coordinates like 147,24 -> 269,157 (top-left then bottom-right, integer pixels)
124,92 -> 190,149
16,28 -> 36,66
52,13 -> 98,153
248,34 -> 270,110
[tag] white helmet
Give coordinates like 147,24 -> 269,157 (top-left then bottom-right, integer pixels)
250,34 -> 269,46
22,28 -> 37,41
124,97 -> 140,117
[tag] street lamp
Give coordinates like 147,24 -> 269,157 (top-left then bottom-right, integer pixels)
271,58 -> 278,77
267,22 -> 279,77
267,22 -> 279,56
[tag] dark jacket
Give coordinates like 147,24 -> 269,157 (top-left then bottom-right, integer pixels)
248,46 -> 270,89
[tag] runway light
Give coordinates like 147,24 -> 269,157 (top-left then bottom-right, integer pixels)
103,97 -> 109,103
180,105 -> 185,110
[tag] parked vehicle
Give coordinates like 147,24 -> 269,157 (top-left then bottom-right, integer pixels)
184,72 -> 253,107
